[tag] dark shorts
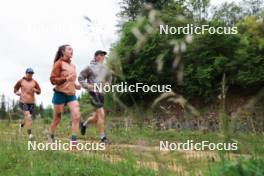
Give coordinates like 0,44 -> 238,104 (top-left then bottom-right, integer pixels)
89,92 -> 104,109
52,91 -> 77,105
19,103 -> 34,115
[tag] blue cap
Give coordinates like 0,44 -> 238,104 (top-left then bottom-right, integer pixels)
25,68 -> 34,74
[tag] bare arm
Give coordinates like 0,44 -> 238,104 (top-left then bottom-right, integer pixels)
14,79 -> 22,94
34,81 -> 41,95
50,61 -> 67,85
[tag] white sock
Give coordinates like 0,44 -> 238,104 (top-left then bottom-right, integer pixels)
99,133 -> 105,139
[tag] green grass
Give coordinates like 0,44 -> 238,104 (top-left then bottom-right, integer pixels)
205,157 -> 264,176
0,138 -> 156,176
0,118 -> 264,176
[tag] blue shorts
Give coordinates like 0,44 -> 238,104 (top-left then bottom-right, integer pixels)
52,91 -> 77,105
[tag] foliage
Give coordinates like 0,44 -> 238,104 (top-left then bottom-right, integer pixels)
109,0 -> 264,105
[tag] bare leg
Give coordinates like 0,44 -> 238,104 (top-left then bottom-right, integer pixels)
24,111 -> 32,130
84,112 -> 97,125
24,111 -> 33,138
50,104 -> 64,137
67,101 -> 80,136
96,108 -> 105,136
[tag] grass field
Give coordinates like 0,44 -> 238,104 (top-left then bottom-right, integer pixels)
0,118 -> 264,176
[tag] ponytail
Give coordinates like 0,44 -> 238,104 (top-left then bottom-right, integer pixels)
54,44 -> 69,63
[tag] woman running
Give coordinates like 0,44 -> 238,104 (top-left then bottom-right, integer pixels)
49,44 -> 81,145
14,68 -> 41,140
78,50 -> 112,143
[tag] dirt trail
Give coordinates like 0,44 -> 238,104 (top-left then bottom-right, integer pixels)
0,130 -> 248,160
0,130 -> 249,175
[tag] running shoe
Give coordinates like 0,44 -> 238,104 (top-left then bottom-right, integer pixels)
100,136 -> 111,144
48,135 -> 56,143
80,122 -> 87,135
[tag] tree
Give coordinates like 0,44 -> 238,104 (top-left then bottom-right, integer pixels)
109,3 -> 192,106
234,16 -> 264,86
187,0 -> 210,21
39,102 -> 44,118
212,2 -> 243,26
118,0 -> 144,21
242,0 -> 264,17
183,20 -> 241,101
0,94 -> 7,119
112,0 -> 264,106
183,16 -> 264,101
118,0 -> 174,21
